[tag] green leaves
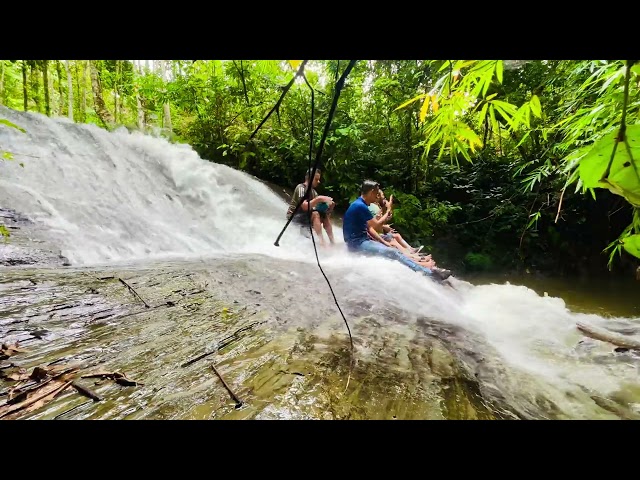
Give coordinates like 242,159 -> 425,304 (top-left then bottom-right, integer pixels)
394,93 -> 428,111
578,124 -> 640,207
495,60 -> 504,84
2,151 -> 13,160
0,118 -> 26,133
419,96 -> 430,122
622,233 -> 640,259
530,95 -> 542,118
0,225 -> 9,239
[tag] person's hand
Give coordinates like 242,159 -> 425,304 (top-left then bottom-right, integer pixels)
387,195 -> 394,209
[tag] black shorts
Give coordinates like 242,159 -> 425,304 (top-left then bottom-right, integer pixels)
290,210 -> 326,227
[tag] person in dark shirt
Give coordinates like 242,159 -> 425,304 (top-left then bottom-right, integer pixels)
286,168 -> 335,246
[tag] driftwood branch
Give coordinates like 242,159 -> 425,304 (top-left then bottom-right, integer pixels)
249,60 -> 309,139
118,278 -> 150,308
211,363 -> 243,408
576,322 -> 640,350
72,381 -> 102,402
181,321 -> 264,368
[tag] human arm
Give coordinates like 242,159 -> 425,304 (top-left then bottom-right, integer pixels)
367,225 -> 393,247
294,184 -> 332,212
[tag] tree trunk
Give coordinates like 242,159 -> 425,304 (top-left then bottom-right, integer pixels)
74,61 -> 81,120
22,61 -> 28,111
56,61 -> 65,116
42,60 -> 51,116
89,60 -> 113,127
65,61 -> 73,121
30,63 -> 41,113
113,60 -> 120,124
80,61 -> 87,122
135,61 -> 144,130
162,61 -> 172,133
233,60 -> 249,105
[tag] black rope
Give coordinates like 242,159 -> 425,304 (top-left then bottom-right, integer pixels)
273,60 -> 358,392
300,72 -> 354,389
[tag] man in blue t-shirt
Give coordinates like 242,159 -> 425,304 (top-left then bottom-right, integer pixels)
343,179 -> 438,278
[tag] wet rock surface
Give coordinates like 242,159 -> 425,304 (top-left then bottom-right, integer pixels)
0,260 -> 511,420
0,208 -> 71,268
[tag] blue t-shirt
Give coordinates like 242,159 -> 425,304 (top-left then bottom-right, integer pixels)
343,197 -> 373,249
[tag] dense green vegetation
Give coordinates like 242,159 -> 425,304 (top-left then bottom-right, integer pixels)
1,59 -> 639,277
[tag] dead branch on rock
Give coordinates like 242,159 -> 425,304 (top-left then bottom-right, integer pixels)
576,322 -> 640,350
211,363 -> 243,408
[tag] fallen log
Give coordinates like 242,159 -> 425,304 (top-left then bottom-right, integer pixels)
576,322 -> 640,350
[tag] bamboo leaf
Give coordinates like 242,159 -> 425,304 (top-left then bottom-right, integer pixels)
419,96 -> 430,122
622,233 -> 640,259
395,93 -> 428,111
578,124 -> 640,206
489,105 -> 499,134
431,96 -> 439,114
438,61 -> 453,73
495,61 -> 504,83
530,94 -> 542,118
476,102 -> 489,129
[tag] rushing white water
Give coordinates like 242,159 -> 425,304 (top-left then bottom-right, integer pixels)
2,106 -> 640,419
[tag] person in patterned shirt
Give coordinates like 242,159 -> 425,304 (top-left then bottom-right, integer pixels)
286,168 -> 335,246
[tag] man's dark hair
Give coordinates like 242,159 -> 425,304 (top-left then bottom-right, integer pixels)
361,179 -> 380,195
305,168 -> 321,180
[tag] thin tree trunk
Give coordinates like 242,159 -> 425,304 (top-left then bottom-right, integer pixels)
42,60 -> 51,116
22,61 -> 28,111
56,60 -> 65,116
30,63 -> 41,113
89,60 -> 113,126
65,61 -> 73,121
80,61 -> 87,122
135,61 -> 144,130
162,60 -> 172,133
114,60 -> 120,124
233,60 -> 249,105
74,61 -> 81,120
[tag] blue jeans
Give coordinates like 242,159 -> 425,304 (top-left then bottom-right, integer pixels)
352,240 -> 433,276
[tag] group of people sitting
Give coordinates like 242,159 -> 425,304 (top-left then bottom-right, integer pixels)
286,168 -> 452,281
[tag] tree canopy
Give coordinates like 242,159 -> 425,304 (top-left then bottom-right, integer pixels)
1,59 -> 639,276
